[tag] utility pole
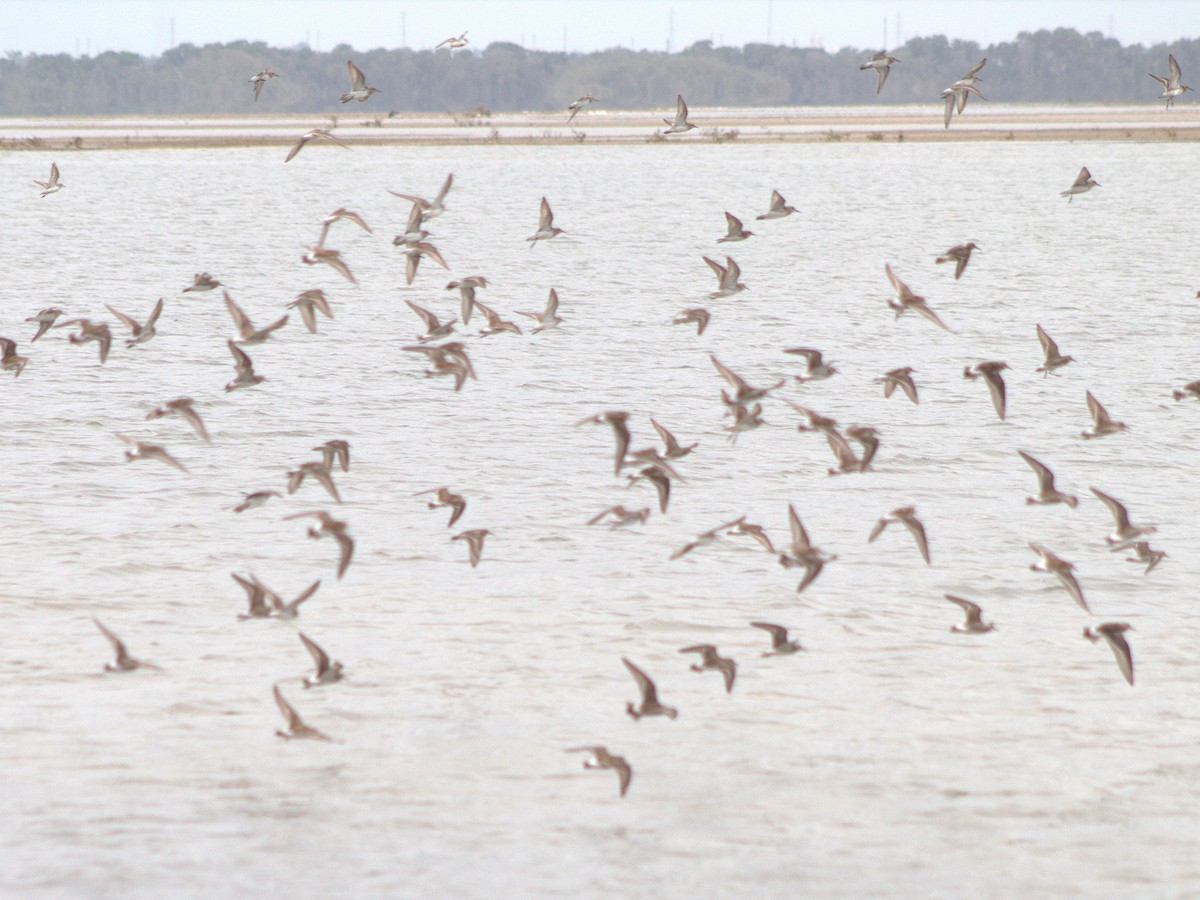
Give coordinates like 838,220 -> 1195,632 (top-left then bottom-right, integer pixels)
767,0 -> 773,45
668,8 -> 674,53
169,17 -> 175,49
401,12 -> 406,48
883,16 -> 887,51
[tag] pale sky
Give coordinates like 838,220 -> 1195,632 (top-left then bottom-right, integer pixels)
2,0 -> 1195,57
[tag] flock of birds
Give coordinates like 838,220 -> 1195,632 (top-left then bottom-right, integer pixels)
10,43 -> 1195,801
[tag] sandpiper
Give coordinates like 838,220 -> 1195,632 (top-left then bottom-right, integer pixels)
225,340 -> 264,391
288,289 -> 333,333
419,487 -> 467,527
56,318 -> 112,363
672,307 -> 711,334
650,418 -> 697,458
876,367 -> 919,404
403,241 -> 449,285
1172,380 -> 1200,401
106,298 -> 163,347
233,490 -> 281,513
885,264 -> 950,330
565,746 -> 631,797
1090,487 -> 1156,547
1018,451 -> 1077,508
963,361 -> 1009,420
285,128 -> 348,163
704,255 -> 746,298
26,307 -> 64,341
623,658 -> 678,720
779,503 -> 835,593
567,92 -> 597,123
1061,167 -> 1100,202
587,505 -> 650,528
869,506 -> 931,565
287,461 -> 342,503
406,300 -> 456,342
785,347 -> 838,382
233,572 -> 272,619
390,173 -> 453,219
516,288 -> 563,332
285,511 -> 354,579
1029,542 -> 1088,611
94,619 -> 159,672
935,242 -> 978,279
670,517 -> 747,560
576,410 -> 631,476
750,621 -> 803,655
225,292 -> 287,345
266,579 -> 322,620
1149,54 -> 1191,108
1036,325 -> 1073,375
313,440 -> 350,473
526,197 -> 564,245
627,466 -> 671,513
316,207 -> 372,249
249,68 -> 278,101
340,60 -> 380,103
435,31 -> 469,50
0,337 -> 29,378
299,633 -> 344,687
860,50 -> 901,94
445,276 -> 488,325
183,272 -> 223,293
34,162 -> 63,197
1083,623 -> 1134,686
756,189 -> 796,220
711,354 -> 784,403
273,684 -> 332,741
147,397 -> 210,442
1081,390 -> 1126,439
453,528 -> 491,567
679,644 -> 737,693
717,211 -> 753,243
845,425 -> 880,471
662,94 -> 698,134
945,595 -> 995,633
474,301 -> 522,336
1121,541 -> 1166,574
117,433 -> 188,472
302,245 -> 357,284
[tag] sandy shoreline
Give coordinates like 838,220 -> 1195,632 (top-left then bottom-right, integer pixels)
2,105 -> 1198,149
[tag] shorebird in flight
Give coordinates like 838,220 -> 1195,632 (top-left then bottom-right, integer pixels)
963,361 -> 1009,420
935,242 -> 978,279
183,272 -> 223,293
1061,167 -> 1100,202
876,367 -> 919,404
1083,623 -> 1134,686
147,397 -> 210,442
711,354 -> 784,403
288,289 -> 334,333
287,461 -> 342,503
94,619 -> 159,672
273,684 -> 332,740
1018,451 -> 1077,508
1036,324 -> 1073,375
435,31 -> 469,50
1081,391 -> 1126,439
225,340 -> 264,391
117,433 -> 188,472
786,347 -> 838,382
860,50 -> 901,94
26,307 -> 64,341
285,511 -> 354,579
650,418 -> 697,459
526,197 -> 564,245
516,288 -> 563,332
285,128 -> 348,163
623,658 -> 678,720
406,300 -> 456,342
340,60 -> 380,103
885,264 -> 950,330
0,337 -> 29,378
567,92 -> 596,123
1120,541 -> 1166,574
944,595 -> 995,634
106,298 -> 163,347
717,211 -> 753,243
672,307 -> 710,334
313,439 -> 350,473
225,292 -> 287,345
1149,53 -> 1191,108
249,68 -> 278,101
233,490 -> 281,514
587,505 -> 650,528
299,632 -> 344,687
390,174 -> 453,219
779,503 -> 835,593
576,410 -> 631,475
868,506 -> 931,564
56,318 -> 112,363
704,255 -> 746,298
1090,487 -> 1156,547
756,189 -> 796,220
419,487 -> 467,527
34,162 -> 63,197
750,621 -> 803,655
1029,543 -> 1088,612
565,746 -> 631,797
679,644 -> 737,693
446,276 -> 488,325
662,94 -> 698,134
453,529 -> 491,567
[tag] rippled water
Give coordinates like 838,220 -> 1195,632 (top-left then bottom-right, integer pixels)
3,134 -> 1200,897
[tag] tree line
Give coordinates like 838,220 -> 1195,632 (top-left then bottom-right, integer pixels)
1,29 -> 1196,115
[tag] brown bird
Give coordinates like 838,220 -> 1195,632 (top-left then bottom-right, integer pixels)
56,318 -> 112,363
225,292 -> 288,345
285,128 -> 348,163
565,746 -> 632,797
419,487 -> 467,527
576,410 -> 631,475
876,366 -> 918,404
963,361 -> 1009,420
94,619 -> 159,672
779,503 -> 835,593
672,307 -> 711,335
0,337 -> 29,378
1029,542 -> 1088,612
868,506 -> 931,564
288,289 -> 334,333
147,397 -> 211,442
1081,391 -> 1127,439
225,339 -> 265,391
285,511 -> 354,579
884,264 -> 950,330
679,644 -> 737,693
287,461 -> 342,503
452,528 -> 491,567
1018,451 -> 1077,508
313,440 -> 350,473
25,307 -> 64,341
622,658 -> 678,720
117,433 -> 188,472
935,242 -> 978,279
750,621 -> 803,655
273,684 -> 332,741
1036,325 -> 1073,375
106,297 -> 163,347
1083,623 -> 1134,686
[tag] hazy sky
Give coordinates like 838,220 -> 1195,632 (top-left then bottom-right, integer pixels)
3,1 -> 1195,57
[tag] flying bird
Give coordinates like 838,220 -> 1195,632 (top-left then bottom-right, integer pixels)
249,68 -> 278,101
340,60 -> 380,103
704,255 -> 746,298
1035,324 -> 1073,375
963,361 -> 1009,420
34,161 -> 64,197
25,307 -> 64,341
285,511 -> 354,579
526,197 -> 564,245
661,94 -> 698,134
944,595 -> 995,634
117,433 -> 188,472
299,632 -> 344,687
287,289 -> 334,333
453,528 -> 491,567
750,621 -> 803,655
1018,451 -> 1077,508
0,337 -> 29,378
93,619 -> 159,672
419,487 -> 467,527
273,684 -> 332,741
225,339 -> 264,391
868,506 -> 931,564
1060,167 -> 1100,202
679,644 -> 737,693
1029,543 -> 1088,612
225,292 -> 287,345
885,264 -> 950,330
1090,487 -> 1156,547
1083,623 -> 1134,686
860,50 -> 901,94
1081,390 -> 1127,439
1149,53 -> 1191,108
566,92 -> 597,123
622,658 -> 678,720
284,128 -> 348,163
147,397 -> 210,442
565,746 -> 631,797
935,242 -> 978,279
876,367 -> 919,404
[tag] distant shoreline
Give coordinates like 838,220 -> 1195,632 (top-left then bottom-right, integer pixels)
2,105 -> 1197,150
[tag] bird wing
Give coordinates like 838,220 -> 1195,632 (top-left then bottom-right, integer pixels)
347,60 -> 366,91
1086,391 -> 1111,427
787,503 -> 812,553
675,94 -> 689,124
1169,54 -> 1183,86
93,618 -> 129,664
434,173 -> 453,205
537,197 -> 554,231
298,632 -> 331,673
622,658 -> 658,704
104,305 -> 142,334
405,300 -> 440,332
223,292 -> 254,337
901,515 -> 931,564
1018,451 -> 1055,494
228,339 -> 255,376
273,684 -> 304,729
750,621 -> 788,645
912,301 -> 951,331
710,354 -> 750,393
1101,627 -> 1135,685
143,297 -> 165,329
983,370 -> 1007,419
876,65 -> 890,94
885,263 -> 912,300
1089,487 -> 1132,531
944,594 -> 983,623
